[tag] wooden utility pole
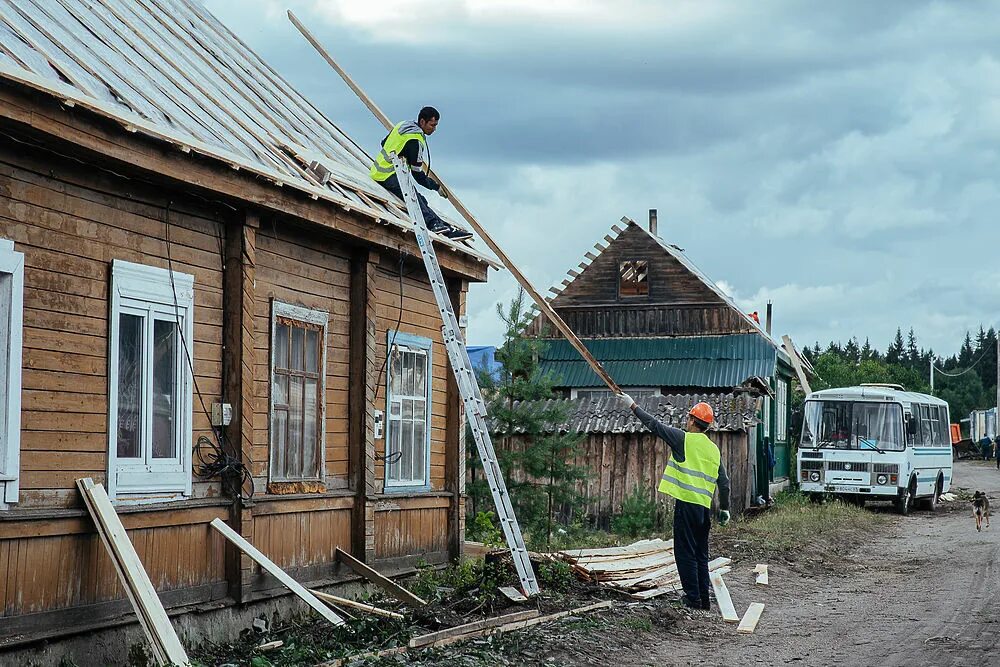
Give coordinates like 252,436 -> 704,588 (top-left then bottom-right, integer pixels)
288,11 -> 621,394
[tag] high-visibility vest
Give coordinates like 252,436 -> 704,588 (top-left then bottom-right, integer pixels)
658,432 -> 721,508
370,121 -> 428,182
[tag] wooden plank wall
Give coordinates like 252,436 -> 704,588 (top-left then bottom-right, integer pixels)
0,142 -> 225,508
529,304 -> 753,338
374,496 -> 449,561
499,430 -> 751,525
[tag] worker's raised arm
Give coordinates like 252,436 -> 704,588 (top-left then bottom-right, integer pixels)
625,399 -> 686,462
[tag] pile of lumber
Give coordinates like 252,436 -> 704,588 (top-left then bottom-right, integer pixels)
555,539 -> 730,600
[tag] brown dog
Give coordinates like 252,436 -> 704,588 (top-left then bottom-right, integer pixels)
973,491 -> 990,532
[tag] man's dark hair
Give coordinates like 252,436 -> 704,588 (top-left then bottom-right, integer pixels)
690,417 -> 710,432
418,106 -> 440,122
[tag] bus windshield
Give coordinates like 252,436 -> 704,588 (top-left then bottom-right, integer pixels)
801,401 -> 905,451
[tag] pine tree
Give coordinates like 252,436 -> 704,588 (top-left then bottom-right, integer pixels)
844,337 -> 861,364
885,328 -> 905,365
959,331 -> 975,366
905,328 -> 919,369
860,338 -> 878,361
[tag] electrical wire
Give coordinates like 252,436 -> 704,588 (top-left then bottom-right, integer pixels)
373,248 -> 406,465
165,203 -> 252,501
933,346 -> 990,378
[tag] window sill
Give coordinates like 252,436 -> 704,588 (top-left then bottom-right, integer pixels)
374,490 -> 452,500
0,496 -> 231,522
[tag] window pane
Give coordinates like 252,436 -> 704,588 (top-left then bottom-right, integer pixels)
415,352 -> 427,395
274,374 -> 289,406
273,409 -> 287,477
390,346 -> 401,396
305,328 -> 319,372
413,400 -> 426,483
303,378 -> 318,477
117,313 -> 143,459
151,320 -> 178,459
288,376 -> 303,478
388,420 -> 402,482
291,327 -> 304,371
275,323 -> 289,369
403,351 -> 414,396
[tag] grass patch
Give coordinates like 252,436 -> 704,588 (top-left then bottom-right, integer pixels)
716,490 -> 886,560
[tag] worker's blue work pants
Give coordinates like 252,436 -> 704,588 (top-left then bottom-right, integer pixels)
379,176 -> 447,231
674,499 -> 712,604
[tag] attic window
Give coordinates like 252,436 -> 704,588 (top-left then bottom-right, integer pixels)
619,260 -> 648,297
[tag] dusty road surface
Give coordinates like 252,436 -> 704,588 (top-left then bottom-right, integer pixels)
632,460 -> 1000,667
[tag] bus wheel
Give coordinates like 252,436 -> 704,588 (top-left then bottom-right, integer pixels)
918,476 -> 942,512
895,484 -> 913,516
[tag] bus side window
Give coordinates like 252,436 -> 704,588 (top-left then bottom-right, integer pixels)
905,412 -> 916,445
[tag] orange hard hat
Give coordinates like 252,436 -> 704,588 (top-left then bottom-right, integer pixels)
689,402 -> 714,425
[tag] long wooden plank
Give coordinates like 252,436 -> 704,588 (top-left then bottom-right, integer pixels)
309,590 -> 403,620
288,11 -> 622,394
408,609 -> 540,648
209,518 -> 345,626
710,571 -> 740,623
782,335 -> 812,394
737,602 -> 765,634
77,479 -> 189,666
335,547 -> 426,606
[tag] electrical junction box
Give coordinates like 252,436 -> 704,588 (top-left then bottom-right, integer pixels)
374,410 -> 384,440
211,402 -> 233,427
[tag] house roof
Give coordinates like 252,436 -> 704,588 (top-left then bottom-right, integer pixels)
538,334 -> 778,389
502,393 -> 760,434
0,0 -> 495,266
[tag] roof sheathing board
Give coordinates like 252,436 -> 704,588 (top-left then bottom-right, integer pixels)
0,0 -> 496,266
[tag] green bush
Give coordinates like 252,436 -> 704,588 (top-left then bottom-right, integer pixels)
611,487 -> 660,537
537,560 -> 574,591
467,510 -> 504,547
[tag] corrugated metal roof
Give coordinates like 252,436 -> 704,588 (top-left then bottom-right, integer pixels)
538,334 -> 777,388
0,0 -> 493,264
498,393 -> 759,434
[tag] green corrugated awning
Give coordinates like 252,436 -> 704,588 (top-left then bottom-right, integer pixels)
537,334 -> 777,388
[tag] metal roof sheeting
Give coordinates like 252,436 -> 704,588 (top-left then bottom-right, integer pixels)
0,0 -> 492,264
538,334 -> 778,388
500,393 -> 759,434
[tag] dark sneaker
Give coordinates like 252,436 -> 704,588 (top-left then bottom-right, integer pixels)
700,598 -> 711,610
678,595 -> 702,609
426,221 -> 450,234
442,227 -> 474,242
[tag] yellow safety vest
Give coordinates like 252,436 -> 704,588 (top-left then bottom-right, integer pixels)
658,432 -> 721,509
370,121 -> 428,182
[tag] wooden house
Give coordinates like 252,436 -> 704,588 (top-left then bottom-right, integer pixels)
0,0 -> 493,659
524,214 -> 796,511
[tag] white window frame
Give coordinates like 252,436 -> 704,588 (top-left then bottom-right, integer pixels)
384,331 -> 433,492
0,240 -> 23,509
108,260 -> 194,502
776,379 -> 789,442
268,301 -> 328,483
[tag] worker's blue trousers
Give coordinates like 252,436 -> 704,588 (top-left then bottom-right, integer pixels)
674,499 -> 711,604
379,176 -> 447,230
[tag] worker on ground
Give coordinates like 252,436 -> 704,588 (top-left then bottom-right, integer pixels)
369,106 -> 473,242
618,393 -> 731,610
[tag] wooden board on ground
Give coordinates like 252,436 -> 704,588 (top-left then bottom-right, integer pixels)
737,602 -> 765,634
309,590 -> 403,619
754,564 -> 769,585
409,609 -> 540,648
710,571 -> 740,623
335,547 -> 427,606
499,586 -> 528,602
210,518 -> 345,626
76,478 -> 189,667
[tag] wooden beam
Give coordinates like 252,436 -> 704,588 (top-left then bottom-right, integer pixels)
309,590 -> 404,619
335,547 -> 426,606
737,602 -> 765,634
210,518 -> 346,626
408,609 -> 539,648
782,335 -> 812,395
76,479 -> 189,666
710,571 -> 740,623
349,249 -> 378,563
445,279 -> 468,560
289,14 -> 622,394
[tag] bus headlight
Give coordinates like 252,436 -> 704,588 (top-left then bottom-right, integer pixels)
809,471 -> 820,482
877,474 -> 888,485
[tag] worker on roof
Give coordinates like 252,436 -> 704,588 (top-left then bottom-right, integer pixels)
618,393 -> 731,611
370,106 -> 472,242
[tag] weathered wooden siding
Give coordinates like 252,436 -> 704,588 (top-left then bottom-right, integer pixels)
0,141 -> 225,507
530,304 -> 754,338
252,224 -> 353,488
374,496 -> 449,561
499,431 -> 752,523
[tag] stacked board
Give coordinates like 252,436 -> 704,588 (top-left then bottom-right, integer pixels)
556,539 -> 731,599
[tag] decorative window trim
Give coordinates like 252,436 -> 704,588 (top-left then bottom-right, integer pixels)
0,240 -> 24,509
268,300 -> 329,484
107,260 -> 194,503
383,330 -> 433,493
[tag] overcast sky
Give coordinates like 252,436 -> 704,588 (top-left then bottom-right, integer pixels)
205,0 -> 1000,357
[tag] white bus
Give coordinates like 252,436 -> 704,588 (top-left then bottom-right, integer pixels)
797,384 -> 952,515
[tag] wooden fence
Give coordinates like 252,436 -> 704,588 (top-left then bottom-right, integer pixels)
493,430 -> 752,528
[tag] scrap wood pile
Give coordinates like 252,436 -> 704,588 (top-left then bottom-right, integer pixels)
554,538 -> 731,600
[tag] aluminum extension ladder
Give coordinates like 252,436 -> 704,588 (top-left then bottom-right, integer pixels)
390,154 -> 539,596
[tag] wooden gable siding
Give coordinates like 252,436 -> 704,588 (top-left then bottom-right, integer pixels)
556,225 -> 721,307
251,222 -> 353,488
0,139 -> 225,508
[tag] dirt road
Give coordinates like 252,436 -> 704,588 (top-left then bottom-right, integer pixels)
635,460 -> 1000,667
